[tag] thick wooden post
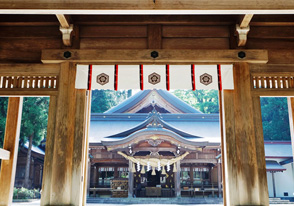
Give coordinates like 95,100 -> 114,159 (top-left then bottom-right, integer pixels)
252,96 -> 269,205
221,63 -> 268,206
0,97 -> 23,206
71,89 -> 89,206
49,62 -> 76,205
82,90 -> 91,206
42,63 -> 89,206
41,96 -> 57,206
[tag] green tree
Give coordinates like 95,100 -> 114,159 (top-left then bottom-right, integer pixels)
172,90 -> 219,113
21,97 -> 49,188
91,90 -> 130,113
0,97 -> 8,148
260,97 -> 291,141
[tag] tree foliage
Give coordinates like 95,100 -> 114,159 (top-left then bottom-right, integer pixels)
172,90 -> 219,113
20,97 -> 49,146
91,90 -> 131,113
260,97 -> 291,141
0,97 -> 8,148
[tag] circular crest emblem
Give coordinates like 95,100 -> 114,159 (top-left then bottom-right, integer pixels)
148,72 -> 161,85
200,73 -> 213,86
96,73 -> 109,85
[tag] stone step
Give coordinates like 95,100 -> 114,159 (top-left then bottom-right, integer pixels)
269,197 -> 292,204
87,197 -> 223,204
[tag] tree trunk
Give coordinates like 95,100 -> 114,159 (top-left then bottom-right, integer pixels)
24,134 -> 33,188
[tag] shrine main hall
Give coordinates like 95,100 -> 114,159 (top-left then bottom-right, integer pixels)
1,1 -> 294,206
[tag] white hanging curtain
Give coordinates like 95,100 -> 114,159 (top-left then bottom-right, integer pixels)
75,64 -> 234,91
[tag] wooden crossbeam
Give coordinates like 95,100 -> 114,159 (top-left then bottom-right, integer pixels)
41,49 -> 268,64
240,14 -> 254,28
0,1 -> 294,14
0,148 -> 10,160
56,14 -> 71,28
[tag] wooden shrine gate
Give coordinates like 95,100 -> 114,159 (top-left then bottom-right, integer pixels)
0,48 -> 294,206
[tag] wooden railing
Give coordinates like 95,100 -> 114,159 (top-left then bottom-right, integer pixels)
252,74 -> 294,89
0,64 -> 60,95
0,75 -> 58,90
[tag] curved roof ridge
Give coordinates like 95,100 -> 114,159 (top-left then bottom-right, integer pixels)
105,109 -> 202,139
156,90 -> 202,114
104,89 -> 202,114
104,90 -> 150,114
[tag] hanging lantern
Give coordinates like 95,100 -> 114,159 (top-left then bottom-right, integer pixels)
162,165 -> 166,175
157,160 -> 161,171
147,161 -> 151,171
166,161 -> 170,172
151,167 -> 156,176
141,166 -> 146,174
137,161 -> 141,172
131,163 -> 136,173
173,163 -> 177,172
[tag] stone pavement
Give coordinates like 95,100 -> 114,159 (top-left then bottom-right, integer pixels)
11,199 -> 294,206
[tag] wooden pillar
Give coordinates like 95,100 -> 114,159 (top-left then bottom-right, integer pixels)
87,160 -> 91,196
0,97 -> 23,206
218,90 -> 227,205
71,89 -> 89,206
221,63 -> 268,206
93,165 -> 97,187
41,63 -> 89,206
252,96 -> 269,205
49,62 -> 76,205
217,159 -> 222,198
287,98 -> 294,163
82,90 -> 91,206
128,160 -> 134,197
41,96 -> 57,206
174,161 -> 181,197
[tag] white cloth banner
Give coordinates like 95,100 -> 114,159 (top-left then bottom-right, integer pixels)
75,65 -> 89,89
169,65 -> 193,90
75,64 -> 234,90
143,65 -> 166,90
117,65 -> 140,90
220,64 -> 234,90
91,65 -> 115,90
194,65 -> 219,90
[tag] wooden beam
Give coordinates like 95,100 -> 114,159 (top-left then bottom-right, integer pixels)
0,97 -> 23,206
0,148 -> 10,160
41,49 -> 268,64
1,1 -> 294,14
56,14 -> 71,28
240,14 -> 254,28
148,25 -> 162,49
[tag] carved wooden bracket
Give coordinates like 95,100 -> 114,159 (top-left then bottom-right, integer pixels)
236,24 -> 250,47
59,24 -> 74,46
